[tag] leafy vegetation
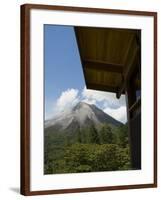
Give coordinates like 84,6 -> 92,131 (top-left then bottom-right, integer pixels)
44,123 -> 131,174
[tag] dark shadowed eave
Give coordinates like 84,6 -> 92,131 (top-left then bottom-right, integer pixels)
74,27 -> 141,98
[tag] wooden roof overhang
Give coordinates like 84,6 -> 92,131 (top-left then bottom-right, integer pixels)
74,27 -> 141,98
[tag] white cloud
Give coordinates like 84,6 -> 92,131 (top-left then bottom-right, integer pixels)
81,87 -> 127,123
103,106 -> 127,124
82,98 -> 96,105
46,87 -> 127,123
54,88 -> 79,114
82,86 -> 126,109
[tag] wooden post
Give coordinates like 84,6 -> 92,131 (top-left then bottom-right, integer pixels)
125,82 -> 141,169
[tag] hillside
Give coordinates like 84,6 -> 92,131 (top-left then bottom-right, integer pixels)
44,102 -> 131,174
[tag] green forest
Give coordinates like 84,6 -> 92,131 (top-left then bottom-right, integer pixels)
44,124 -> 132,174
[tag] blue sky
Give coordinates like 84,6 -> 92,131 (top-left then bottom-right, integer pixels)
44,25 -> 85,117
44,25 -> 127,123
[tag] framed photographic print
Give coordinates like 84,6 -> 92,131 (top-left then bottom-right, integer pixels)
21,4 -> 157,195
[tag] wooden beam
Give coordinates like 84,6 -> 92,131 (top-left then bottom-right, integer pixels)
116,79 -> 126,99
86,82 -> 117,93
116,46 -> 139,99
83,59 -> 123,73
129,98 -> 141,113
